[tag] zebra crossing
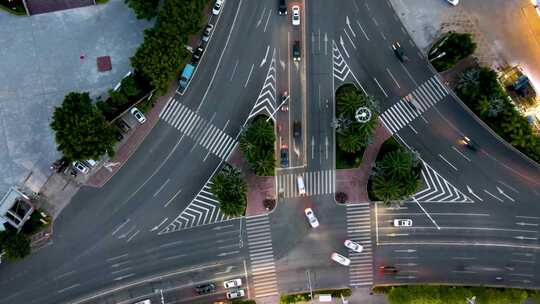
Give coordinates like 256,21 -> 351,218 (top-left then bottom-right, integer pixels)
277,170 -> 335,198
246,215 -> 279,298
159,181 -> 234,234
159,100 -> 237,160
412,160 -> 473,203
380,76 -> 449,135
346,203 -> 373,286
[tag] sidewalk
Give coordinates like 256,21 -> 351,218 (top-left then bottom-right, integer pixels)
85,85 -> 176,188
335,121 -> 391,203
227,147 -> 275,217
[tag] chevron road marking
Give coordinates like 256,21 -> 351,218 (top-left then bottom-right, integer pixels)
412,161 -> 472,203
248,48 -> 277,121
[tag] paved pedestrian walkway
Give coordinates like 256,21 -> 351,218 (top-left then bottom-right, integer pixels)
335,120 -> 391,203
0,0 -> 152,198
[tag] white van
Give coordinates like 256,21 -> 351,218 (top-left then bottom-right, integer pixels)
297,175 -> 306,196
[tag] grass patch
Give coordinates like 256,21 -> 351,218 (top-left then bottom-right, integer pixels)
0,0 -> 26,15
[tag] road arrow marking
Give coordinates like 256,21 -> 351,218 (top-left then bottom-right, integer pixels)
467,185 -> 483,202
516,222 -> 539,227
260,45 -> 270,67
515,236 -> 538,241
339,36 -> 350,58
497,187 -> 515,202
395,263 -> 417,267
311,136 -> 315,159
214,266 -> 234,275
346,16 -> 356,37
325,136 -> 329,160
324,33 -> 328,55
387,233 -> 409,237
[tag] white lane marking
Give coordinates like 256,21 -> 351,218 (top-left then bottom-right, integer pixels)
163,188 -> 182,208
345,16 -> 356,37
498,181 -> 519,193
379,241 -> 540,250
159,240 -> 184,248
218,250 -> 240,257
244,64 -> 254,87
343,28 -> 357,49
451,146 -> 471,162
57,284 -> 81,293
163,254 -> 187,261
255,7 -> 265,28
339,36 -> 350,58
373,77 -> 388,97
230,59 -> 239,81
196,0 -> 244,111
452,270 -> 477,274
438,154 -> 458,171
111,267 -> 133,275
263,8 -> 271,32
394,249 -> 416,253
372,16 -> 378,26
356,20 -> 370,41
483,190 -> 503,202
375,203 -> 379,244
110,261 -> 130,268
408,125 -> 418,134
127,230 -> 140,242
107,253 -> 128,262
515,236 -> 538,241
378,226 -> 537,233
467,185 -> 483,202
400,62 -> 418,86
511,259 -> 535,264
451,257 -> 477,260
386,233 -> 409,237
153,178 -> 170,197
380,31 -> 387,40
150,218 -> 169,232
260,45 -> 270,67
413,197 -> 440,230
386,68 -> 400,88
516,215 -> 539,220
243,260 -> 251,299
113,273 -> 135,281
54,271 -> 77,280
497,187 -> 515,202
382,212 -> 489,217
111,219 -> 130,236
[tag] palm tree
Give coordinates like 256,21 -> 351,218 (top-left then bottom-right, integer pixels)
211,167 -> 247,217
376,150 -> 413,179
372,175 -> 402,203
243,117 -> 275,147
337,129 -> 363,153
337,90 -> 364,117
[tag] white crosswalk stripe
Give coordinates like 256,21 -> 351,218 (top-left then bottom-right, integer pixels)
246,215 -> 278,298
277,170 -> 335,198
159,182 -> 234,234
159,100 -> 236,160
380,75 -> 449,135
346,203 -> 373,286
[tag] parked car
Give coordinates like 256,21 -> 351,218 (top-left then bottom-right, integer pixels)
72,161 -> 89,174
226,289 -> 245,299
331,252 -> 351,266
223,278 -> 242,289
278,0 -> 287,15
393,219 -> 413,227
195,283 -> 216,294
344,240 -> 363,253
212,0 -> 223,15
130,107 -> 146,124
293,40 -> 301,61
304,208 -> 319,228
291,5 -> 300,26
280,146 -> 289,168
115,119 -> 131,133
202,24 -> 214,42
192,46 -> 205,64
293,121 -> 301,138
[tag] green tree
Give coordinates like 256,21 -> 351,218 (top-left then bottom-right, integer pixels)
50,92 -> 116,161
431,32 -> 476,71
239,116 -> 275,176
125,0 -> 160,20
1,231 -> 31,261
121,75 -> 142,98
211,166 -> 247,217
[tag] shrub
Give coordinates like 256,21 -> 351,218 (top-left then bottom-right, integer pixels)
211,165 -> 247,217
430,32 -> 476,71
335,192 -> 348,204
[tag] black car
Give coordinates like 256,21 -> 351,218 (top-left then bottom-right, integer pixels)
380,266 -> 399,274
195,283 -> 216,294
192,46 -> 205,64
392,42 -> 405,62
461,136 -> 478,151
280,147 -> 289,168
292,41 -> 301,61
278,0 -> 287,15
293,121 -> 301,138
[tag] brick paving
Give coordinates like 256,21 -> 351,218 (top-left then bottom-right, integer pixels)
335,120 -> 391,204
227,147 -> 275,217
85,85 -> 176,188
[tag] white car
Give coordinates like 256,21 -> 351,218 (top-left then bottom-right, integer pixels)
223,278 -> 242,289
212,0 -> 223,15
344,240 -> 363,253
226,289 -> 245,299
130,107 -> 146,124
291,5 -> 300,26
446,0 -> 458,5
297,175 -> 306,196
72,161 -> 89,174
134,300 -> 151,304
304,208 -> 319,228
393,219 -> 413,227
331,252 -> 351,266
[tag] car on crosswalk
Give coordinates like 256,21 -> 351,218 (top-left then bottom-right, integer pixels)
344,240 -> 363,253
304,208 -> 319,228
331,252 -> 350,266
223,278 -> 242,289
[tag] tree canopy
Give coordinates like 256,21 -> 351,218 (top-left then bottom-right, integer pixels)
0,230 -> 31,262
211,165 -> 247,217
430,32 -> 477,71
240,116 -> 275,176
125,0 -> 160,20
50,92 -> 116,161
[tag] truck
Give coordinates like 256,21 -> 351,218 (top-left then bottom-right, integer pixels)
178,63 -> 195,91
